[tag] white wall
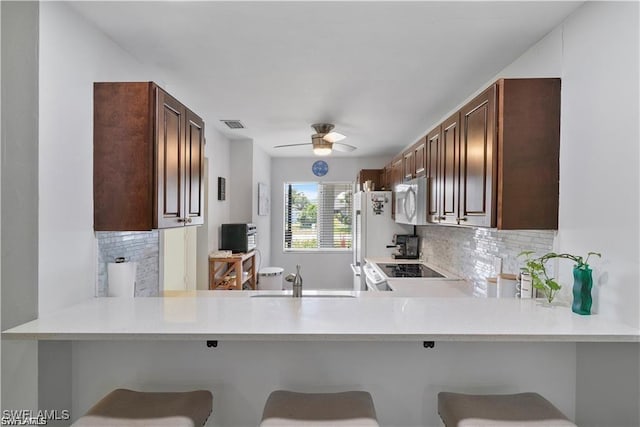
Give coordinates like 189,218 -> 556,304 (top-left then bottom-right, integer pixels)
252,143 -> 272,268
555,1 -> 639,329
1,1 -> 39,412
71,340 -> 576,427
555,3 -> 639,425
38,1 -> 235,294
499,2 -> 639,328
270,156 -> 388,289
227,139 -> 272,269
38,341 -> 71,427
0,1 -> 2,409
229,140 -> 254,224
38,2 -> 165,316
34,0 -> 238,413
207,132 -> 232,244
575,342 -> 640,427
34,2 -> 165,417
197,129 -> 233,290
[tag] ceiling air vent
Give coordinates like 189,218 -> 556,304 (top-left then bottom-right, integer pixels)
221,120 -> 245,129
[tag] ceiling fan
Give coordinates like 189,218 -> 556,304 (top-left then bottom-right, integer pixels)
274,123 -> 357,156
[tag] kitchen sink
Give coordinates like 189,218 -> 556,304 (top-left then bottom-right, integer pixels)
251,292 -> 357,298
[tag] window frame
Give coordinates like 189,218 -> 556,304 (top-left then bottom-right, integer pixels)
282,181 -> 353,253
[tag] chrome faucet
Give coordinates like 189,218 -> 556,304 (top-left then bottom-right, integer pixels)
285,265 -> 303,297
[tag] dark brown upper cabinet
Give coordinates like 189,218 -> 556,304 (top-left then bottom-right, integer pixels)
355,169 -> 383,192
439,112 -> 462,225
94,82 -> 205,231
459,84 -> 497,227
495,78 -> 560,229
413,137 -> 427,178
402,149 -> 415,181
401,137 -> 426,181
390,156 -> 403,218
426,126 -> 441,223
377,166 -> 390,191
424,78 -> 560,229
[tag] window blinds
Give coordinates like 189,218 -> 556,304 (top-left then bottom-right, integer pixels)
284,182 -> 352,250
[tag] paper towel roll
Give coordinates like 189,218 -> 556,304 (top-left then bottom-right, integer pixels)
108,261 -> 137,297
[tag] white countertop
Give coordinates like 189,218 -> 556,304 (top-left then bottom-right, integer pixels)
387,278 -> 473,297
3,292 -> 638,342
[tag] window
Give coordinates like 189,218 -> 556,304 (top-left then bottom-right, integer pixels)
284,182 -> 352,251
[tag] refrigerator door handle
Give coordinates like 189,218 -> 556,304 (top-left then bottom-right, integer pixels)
350,264 -> 361,276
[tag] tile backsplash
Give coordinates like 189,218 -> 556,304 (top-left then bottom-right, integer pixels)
417,226 -> 556,287
96,231 -> 160,297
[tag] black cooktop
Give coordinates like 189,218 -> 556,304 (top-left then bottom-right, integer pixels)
378,263 -> 445,278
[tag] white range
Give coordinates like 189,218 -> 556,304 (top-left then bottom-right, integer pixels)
363,258 -> 472,297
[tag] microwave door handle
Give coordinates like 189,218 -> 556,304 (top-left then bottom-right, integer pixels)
354,210 -> 361,266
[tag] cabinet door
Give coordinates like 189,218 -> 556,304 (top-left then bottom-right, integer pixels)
390,159 -> 402,190
459,85 -> 496,227
426,127 -> 440,223
391,158 -> 403,217
185,109 -> 205,226
94,82 -> 154,231
440,112 -> 460,225
156,88 -> 186,228
383,165 -> 392,191
414,137 -> 426,178
378,168 -> 384,190
403,149 -> 415,181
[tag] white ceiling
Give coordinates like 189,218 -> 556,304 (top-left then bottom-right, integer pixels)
69,1 -> 581,158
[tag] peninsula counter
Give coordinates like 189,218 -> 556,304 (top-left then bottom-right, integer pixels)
3,292 -> 638,342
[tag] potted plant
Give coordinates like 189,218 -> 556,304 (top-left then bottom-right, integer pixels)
518,251 -> 601,314
518,251 -> 560,305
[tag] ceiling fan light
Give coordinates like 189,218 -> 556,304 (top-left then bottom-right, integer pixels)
313,146 -> 332,156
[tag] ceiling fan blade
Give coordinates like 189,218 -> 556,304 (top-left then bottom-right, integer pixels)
332,142 -> 357,152
273,143 -> 312,149
323,132 -> 346,143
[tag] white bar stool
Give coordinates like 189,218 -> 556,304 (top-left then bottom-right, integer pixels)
72,388 -> 213,426
438,392 -> 577,427
260,390 -> 379,426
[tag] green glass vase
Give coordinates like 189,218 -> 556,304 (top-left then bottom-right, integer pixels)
572,266 -> 593,315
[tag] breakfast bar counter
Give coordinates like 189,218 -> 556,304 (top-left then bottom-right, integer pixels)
3,292 -> 639,342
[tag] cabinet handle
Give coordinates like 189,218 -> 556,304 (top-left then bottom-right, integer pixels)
438,216 -> 446,221
186,218 -> 192,224
457,217 -> 468,222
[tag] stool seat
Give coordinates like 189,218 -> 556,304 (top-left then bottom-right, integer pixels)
438,392 -> 577,427
261,390 -> 379,426
72,389 -> 212,427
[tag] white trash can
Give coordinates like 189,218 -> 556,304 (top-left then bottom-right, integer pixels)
258,267 -> 284,290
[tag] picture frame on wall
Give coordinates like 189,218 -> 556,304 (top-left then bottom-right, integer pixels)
218,177 -> 226,201
258,182 -> 269,216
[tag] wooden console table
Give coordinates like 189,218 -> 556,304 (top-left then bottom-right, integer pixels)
209,251 -> 257,290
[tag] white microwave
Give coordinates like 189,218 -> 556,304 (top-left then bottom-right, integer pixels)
395,177 -> 428,225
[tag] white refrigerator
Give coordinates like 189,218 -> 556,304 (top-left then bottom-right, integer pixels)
351,191 -> 412,290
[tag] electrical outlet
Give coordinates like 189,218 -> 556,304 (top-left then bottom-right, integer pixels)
493,256 -> 503,275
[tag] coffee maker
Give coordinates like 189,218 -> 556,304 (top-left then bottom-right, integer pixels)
391,234 -> 420,259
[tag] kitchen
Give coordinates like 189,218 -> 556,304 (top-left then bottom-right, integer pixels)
2,1 -> 639,426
